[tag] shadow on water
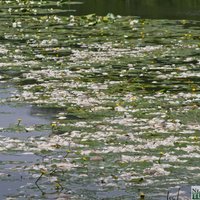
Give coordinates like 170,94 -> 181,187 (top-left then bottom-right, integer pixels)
70,0 -> 200,20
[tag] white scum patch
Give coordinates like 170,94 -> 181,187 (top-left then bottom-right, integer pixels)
48,176 -> 58,183
69,43 -> 162,64
70,96 -> 100,107
121,155 -> 158,163
39,39 -> 58,47
108,116 -> 138,126
119,171 -> 139,181
187,166 -> 200,171
175,71 -> 200,78
12,21 -> 22,28
0,173 -> 9,177
31,135 -> 71,151
58,116 -> 67,120
0,61 -> 38,68
148,117 -> 182,131
17,80 -> 111,106
98,176 -> 118,187
0,134 -> 82,153
25,127 -> 35,132
23,69 -> 76,79
175,92 -> 200,99
180,130 -> 195,134
143,164 -> 170,176
81,150 -> 92,155
0,138 -> 25,151
94,145 -> 138,154
178,145 -> 200,153
91,106 -> 113,111
164,153 -> 183,162
180,153 -> 200,159
114,106 -> 127,112
26,164 -> 48,172
129,19 -> 139,26
87,82 -> 108,90
54,162 -> 78,170
0,46 -> 9,54
186,124 -> 200,130
21,152 -> 34,155
136,136 -> 179,150
74,122 -> 92,128
20,91 -> 39,100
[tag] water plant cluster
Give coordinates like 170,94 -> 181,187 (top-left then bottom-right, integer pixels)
0,0 -> 200,199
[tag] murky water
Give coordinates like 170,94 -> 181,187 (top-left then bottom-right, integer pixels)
73,0 -> 200,20
0,83 -> 51,199
0,0 -> 200,199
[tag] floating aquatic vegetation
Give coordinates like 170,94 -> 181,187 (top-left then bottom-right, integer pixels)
0,0 -> 200,199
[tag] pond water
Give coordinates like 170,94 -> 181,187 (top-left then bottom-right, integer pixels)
0,0 -> 200,200
72,0 -> 200,20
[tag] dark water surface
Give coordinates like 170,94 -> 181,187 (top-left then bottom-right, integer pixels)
71,0 -> 200,19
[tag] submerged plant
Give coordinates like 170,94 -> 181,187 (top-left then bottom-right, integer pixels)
34,143 -> 71,194
17,118 -> 22,126
139,192 -> 145,200
158,151 -> 164,164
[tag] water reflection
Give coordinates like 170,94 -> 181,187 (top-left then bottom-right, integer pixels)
71,0 -> 200,20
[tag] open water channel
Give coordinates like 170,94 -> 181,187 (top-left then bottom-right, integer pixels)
0,0 -> 200,199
